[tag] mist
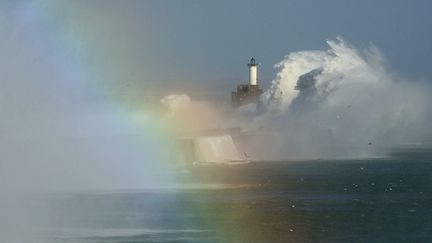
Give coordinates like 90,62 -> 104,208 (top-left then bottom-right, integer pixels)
0,4 -> 178,240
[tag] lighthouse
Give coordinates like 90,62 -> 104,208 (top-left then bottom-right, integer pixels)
231,57 -> 263,107
248,57 -> 258,86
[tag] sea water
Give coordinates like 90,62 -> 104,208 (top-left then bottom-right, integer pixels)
10,148 -> 432,243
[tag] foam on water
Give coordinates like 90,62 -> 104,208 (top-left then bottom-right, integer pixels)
194,134 -> 246,163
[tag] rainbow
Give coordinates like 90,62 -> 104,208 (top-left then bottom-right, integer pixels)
13,2 -> 259,241
4,0 -> 190,194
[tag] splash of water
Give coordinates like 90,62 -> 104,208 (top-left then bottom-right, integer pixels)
255,37 -> 429,159
262,37 -> 388,111
193,135 -> 246,163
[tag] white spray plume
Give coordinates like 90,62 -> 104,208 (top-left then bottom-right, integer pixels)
262,37 -> 386,111
253,37 -> 430,159
160,94 -> 192,115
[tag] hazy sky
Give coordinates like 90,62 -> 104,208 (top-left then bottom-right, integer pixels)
1,0 -> 431,97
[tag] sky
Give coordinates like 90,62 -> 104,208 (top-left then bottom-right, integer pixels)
1,0 -> 431,98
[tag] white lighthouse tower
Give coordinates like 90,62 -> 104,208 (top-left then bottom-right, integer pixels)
248,57 -> 258,86
231,57 -> 263,107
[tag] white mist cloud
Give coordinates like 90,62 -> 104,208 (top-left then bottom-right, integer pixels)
253,38 -> 431,159
160,94 -> 229,135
